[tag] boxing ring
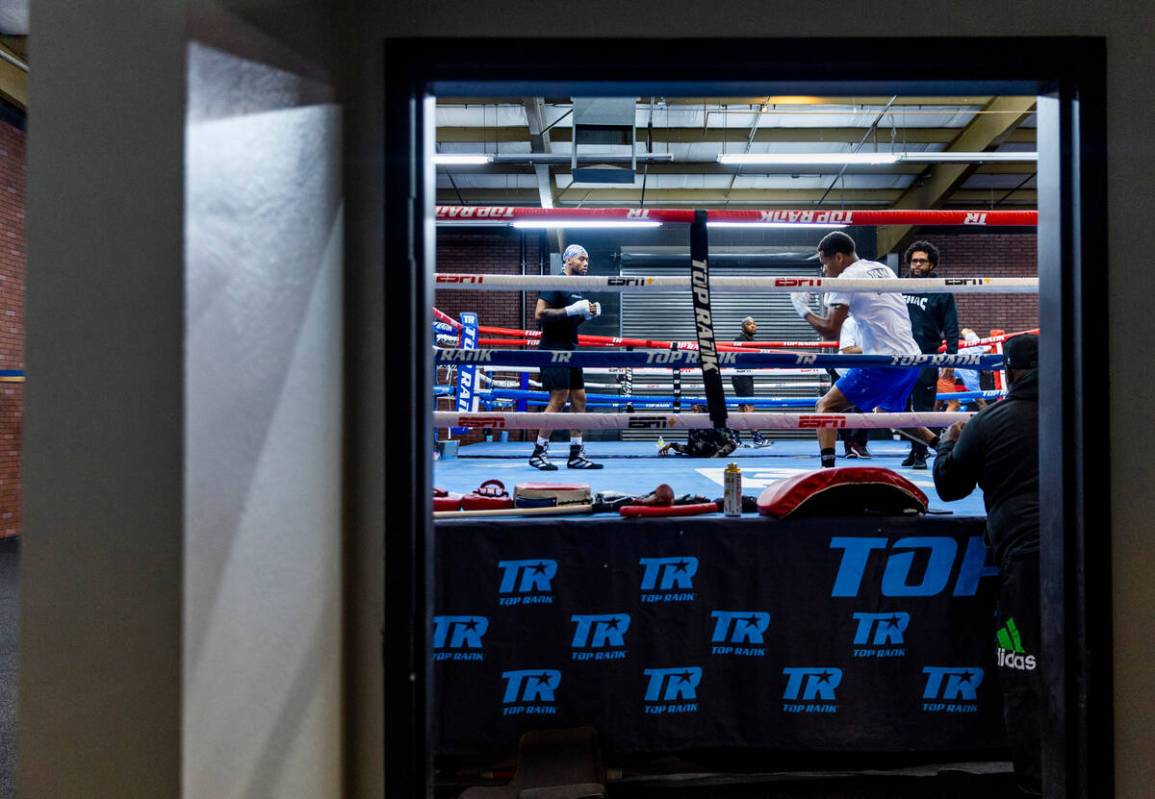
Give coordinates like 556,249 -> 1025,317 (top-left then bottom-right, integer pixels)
429,207 -> 1037,760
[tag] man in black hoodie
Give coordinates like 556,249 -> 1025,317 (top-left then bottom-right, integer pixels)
933,333 -> 1041,797
902,240 -> 960,469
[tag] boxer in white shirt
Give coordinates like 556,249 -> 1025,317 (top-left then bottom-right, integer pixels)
791,232 -> 940,468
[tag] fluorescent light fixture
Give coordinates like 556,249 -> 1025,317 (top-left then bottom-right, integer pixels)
708,222 -> 848,229
432,154 -> 493,165
511,220 -> 663,229
717,151 -> 1037,165
718,153 -> 900,166
900,151 -> 1037,162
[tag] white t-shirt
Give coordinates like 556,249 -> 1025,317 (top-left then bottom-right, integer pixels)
825,259 -> 921,356
838,315 -> 860,351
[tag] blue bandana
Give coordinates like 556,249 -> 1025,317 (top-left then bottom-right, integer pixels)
562,244 -> 588,261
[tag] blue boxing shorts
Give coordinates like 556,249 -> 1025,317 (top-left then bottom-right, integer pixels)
835,367 -> 923,413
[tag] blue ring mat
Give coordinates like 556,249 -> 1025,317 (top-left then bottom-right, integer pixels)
434,439 -> 987,516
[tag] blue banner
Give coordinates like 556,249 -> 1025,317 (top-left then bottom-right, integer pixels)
452,312 -> 479,434
432,515 -> 1005,757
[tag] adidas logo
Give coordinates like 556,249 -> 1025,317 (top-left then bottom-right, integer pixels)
995,617 -> 1037,671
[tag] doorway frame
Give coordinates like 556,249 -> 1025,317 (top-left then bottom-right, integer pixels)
383,37 -> 1110,798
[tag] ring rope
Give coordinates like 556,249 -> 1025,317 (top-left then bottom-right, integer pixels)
435,274 -> 1038,294
472,365 -> 834,376
435,206 -> 1038,227
479,388 -> 1002,408
436,410 -> 972,431
473,337 -> 805,354
435,348 -> 1004,370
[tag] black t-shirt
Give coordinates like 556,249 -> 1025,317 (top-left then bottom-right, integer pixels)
538,289 -> 586,351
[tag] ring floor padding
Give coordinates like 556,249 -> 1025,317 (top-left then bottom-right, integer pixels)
434,440 -> 986,517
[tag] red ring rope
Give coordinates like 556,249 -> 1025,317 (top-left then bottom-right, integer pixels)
436,206 -> 1037,227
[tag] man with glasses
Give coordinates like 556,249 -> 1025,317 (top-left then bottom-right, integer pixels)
901,240 -> 960,469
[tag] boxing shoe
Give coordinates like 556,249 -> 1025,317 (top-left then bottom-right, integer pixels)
902,442 -> 926,467
529,443 -> 558,471
567,445 -> 603,469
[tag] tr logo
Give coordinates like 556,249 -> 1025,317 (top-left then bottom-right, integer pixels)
643,667 -> 702,702
922,666 -> 984,701
501,669 -> 561,704
570,614 -> 630,648
431,615 -> 488,649
639,557 -> 698,591
782,667 -> 843,701
710,611 -> 771,644
852,612 -> 910,646
498,560 -> 557,594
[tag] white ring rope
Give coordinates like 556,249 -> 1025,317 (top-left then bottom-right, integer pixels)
435,411 -> 970,431
470,365 -> 833,377
435,274 -> 1038,294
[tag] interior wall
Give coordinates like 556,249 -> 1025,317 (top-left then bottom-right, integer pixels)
350,4 -> 1154,798
182,17 -> 343,799
19,1 -> 187,795
21,1 -> 346,797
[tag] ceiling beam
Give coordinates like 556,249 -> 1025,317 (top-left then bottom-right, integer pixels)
437,161 -> 1037,177
437,126 -> 1037,145
659,96 -> 998,107
0,42 -> 27,109
874,96 -> 1037,254
522,97 -> 564,252
436,96 -> 999,107
441,188 -> 905,203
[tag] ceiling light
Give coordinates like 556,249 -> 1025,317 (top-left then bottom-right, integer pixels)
510,220 -> 663,230
897,151 -> 1037,163
716,152 -> 1037,166
432,154 -> 493,165
718,153 -> 900,166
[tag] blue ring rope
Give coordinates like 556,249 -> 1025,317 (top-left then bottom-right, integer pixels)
435,348 -> 1003,370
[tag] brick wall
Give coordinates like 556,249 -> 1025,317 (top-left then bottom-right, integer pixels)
0,121 -> 24,539
435,228 -> 544,331
435,229 -> 544,443
916,230 -> 1039,338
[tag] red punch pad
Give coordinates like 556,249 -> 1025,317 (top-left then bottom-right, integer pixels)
757,467 -> 928,519
461,479 -> 514,511
433,487 -> 463,512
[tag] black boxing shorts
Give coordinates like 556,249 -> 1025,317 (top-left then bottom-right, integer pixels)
540,367 -> 585,392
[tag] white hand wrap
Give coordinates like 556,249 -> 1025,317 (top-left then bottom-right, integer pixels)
790,292 -> 813,319
565,299 -> 592,318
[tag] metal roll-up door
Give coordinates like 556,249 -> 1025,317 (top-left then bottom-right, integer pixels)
616,246 -> 832,441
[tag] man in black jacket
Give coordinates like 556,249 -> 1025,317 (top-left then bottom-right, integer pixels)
902,241 -> 960,469
933,333 -> 1040,797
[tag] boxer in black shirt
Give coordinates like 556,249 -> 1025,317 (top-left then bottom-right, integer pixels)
529,244 -> 603,470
